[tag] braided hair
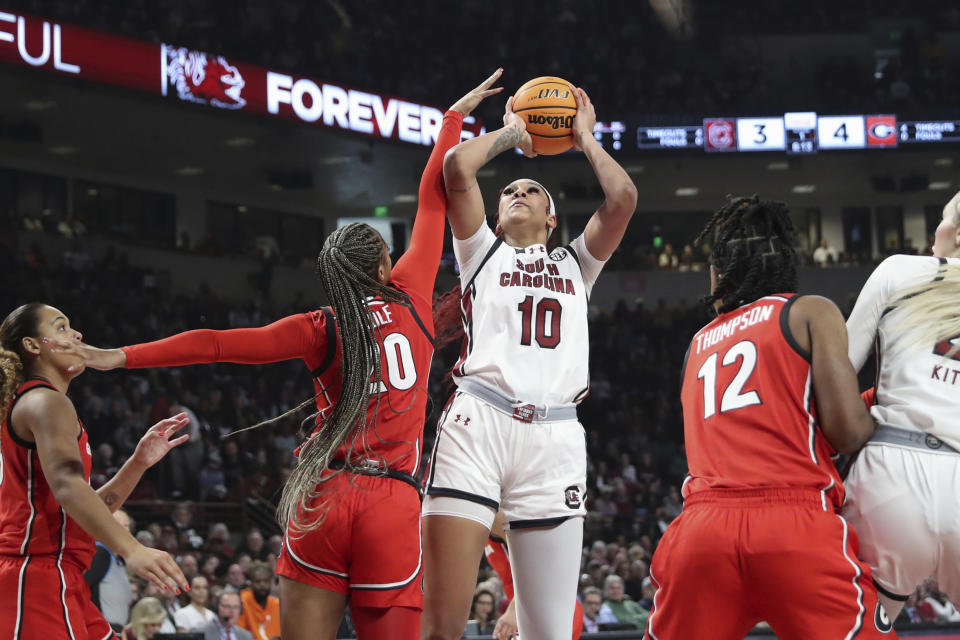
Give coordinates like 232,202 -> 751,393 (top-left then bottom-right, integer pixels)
697,195 -> 799,314
277,223 -> 407,535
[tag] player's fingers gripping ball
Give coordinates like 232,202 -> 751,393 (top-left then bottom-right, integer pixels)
513,76 -> 576,155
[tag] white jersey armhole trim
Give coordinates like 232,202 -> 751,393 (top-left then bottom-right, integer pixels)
569,234 -> 608,293
453,224 -> 497,285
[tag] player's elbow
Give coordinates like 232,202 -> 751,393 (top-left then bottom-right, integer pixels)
608,180 -> 638,215
825,417 -> 874,455
443,146 -> 472,183
47,461 -> 88,505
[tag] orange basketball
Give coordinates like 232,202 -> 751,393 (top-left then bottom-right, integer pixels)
513,76 -> 577,155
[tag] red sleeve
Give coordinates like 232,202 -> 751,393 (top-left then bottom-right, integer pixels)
484,537 -> 515,601
122,314 -> 322,368
391,110 -> 464,299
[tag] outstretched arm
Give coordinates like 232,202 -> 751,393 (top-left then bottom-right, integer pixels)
443,95 -> 535,240
571,87 -> 638,261
52,313 -> 320,371
392,69 -> 504,298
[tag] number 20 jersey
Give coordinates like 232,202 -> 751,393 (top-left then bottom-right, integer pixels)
452,225 -> 602,407
679,294 -> 845,509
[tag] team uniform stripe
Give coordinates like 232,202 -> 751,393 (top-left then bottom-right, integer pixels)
837,515 -> 866,640
20,453 -> 36,554
56,508 -> 77,640
425,394 -> 456,489
14,556 -> 30,640
283,535 -> 348,578
645,565 -> 662,640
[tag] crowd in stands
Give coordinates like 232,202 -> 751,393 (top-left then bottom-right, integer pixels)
8,0 -> 960,120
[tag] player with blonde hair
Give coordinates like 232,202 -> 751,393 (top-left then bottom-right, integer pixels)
843,190 -> 960,625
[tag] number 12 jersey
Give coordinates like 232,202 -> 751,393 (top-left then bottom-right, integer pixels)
452,225 -> 605,407
679,294 -> 845,509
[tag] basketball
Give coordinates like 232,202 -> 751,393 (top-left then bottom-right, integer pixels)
513,76 -> 577,155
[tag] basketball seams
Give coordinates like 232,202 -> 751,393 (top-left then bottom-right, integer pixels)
529,132 -> 577,139
513,106 -> 577,114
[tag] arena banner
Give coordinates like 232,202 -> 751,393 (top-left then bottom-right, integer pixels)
0,9 -> 485,146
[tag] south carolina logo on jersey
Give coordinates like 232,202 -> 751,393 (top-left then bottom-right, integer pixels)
564,485 -> 582,509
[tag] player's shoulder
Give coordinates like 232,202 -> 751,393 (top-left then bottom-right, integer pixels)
873,253 -> 942,284
13,384 -> 72,417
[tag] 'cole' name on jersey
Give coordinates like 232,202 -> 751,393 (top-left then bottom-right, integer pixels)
499,257 -> 577,295
369,301 -> 394,328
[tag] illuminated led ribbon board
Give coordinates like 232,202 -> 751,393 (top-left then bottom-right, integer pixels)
599,112 -> 960,154
0,9 -> 485,146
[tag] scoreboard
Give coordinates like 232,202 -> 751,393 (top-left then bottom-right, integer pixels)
592,112 -> 960,154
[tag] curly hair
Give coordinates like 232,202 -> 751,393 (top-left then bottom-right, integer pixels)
0,303 -> 45,416
696,195 -> 799,314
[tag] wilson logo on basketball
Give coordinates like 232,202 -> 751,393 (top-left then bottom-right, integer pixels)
536,88 -> 571,99
526,114 -> 575,130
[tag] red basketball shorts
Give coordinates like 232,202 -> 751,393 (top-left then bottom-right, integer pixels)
0,554 -> 116,640
645,488 -> 897,640
276,473 -> 423,609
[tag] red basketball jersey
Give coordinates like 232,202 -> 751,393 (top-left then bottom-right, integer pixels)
306,282 -> 435,475
680,295 -> 843,509
0,379 -> 95,566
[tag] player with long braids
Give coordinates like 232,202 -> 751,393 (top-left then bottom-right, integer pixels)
49,72 -> 504,640
842,190 -> 960,623
644,196 -> 894,639
0,303 -> 190,640
421,85 -> 637,640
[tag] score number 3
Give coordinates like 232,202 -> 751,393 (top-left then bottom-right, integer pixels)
696,340 -> 762,419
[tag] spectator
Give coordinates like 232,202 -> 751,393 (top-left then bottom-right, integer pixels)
602,574 -> 649,630
200,591 -> 253,640
467,588 -> 497,636
812,239 -> 838,267
237,527 -> 271,562
85,509 -> 135,631
174,575 -> 216,631
238,561 -> 282,640
658,243 -> 678,269
123,597 -> 167,640
225,563 -> 247,592
582,586 -> 619,632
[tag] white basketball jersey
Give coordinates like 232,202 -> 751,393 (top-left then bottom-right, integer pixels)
847,254 -> 960,449
452,224 -> 604,407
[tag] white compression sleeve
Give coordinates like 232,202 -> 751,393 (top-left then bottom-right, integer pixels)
505,517 -> 584,640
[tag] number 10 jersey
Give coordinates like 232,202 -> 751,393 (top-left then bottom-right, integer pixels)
679,294 -> 845,509
452,224 -> 604,408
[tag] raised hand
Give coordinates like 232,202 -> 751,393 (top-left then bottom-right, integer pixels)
569,85 -> 597,152
503,96 -> 536,158
131,413 -> 191,469
450,68 -> 505,117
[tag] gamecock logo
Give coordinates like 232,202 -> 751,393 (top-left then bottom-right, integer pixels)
165,46 -> 246,109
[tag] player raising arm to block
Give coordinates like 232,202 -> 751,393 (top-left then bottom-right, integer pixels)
645,197 -> 893,640
422,84 -> 637,640
843,190 -> 960,623
51,72 -> 503,640
0,303 -> 189,640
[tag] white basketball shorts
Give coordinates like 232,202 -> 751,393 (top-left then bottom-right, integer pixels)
423,391 -> 588,529
843,442 -> 960,601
